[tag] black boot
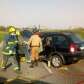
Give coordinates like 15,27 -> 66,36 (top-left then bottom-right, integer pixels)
30,61 -> 34,68
35,60 -> 38,66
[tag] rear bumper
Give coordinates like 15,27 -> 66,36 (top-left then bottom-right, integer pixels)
67,50 -> 84,57
63,51 -> 84,63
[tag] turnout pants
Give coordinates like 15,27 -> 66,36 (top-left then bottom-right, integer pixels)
31,46 -> 39,61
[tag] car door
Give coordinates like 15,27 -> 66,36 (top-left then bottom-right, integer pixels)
52,35 -> 69,53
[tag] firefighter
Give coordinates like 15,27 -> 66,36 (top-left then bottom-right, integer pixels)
28,29 -> 43,68
1,26 -> 20,72
16,30 -> 30,63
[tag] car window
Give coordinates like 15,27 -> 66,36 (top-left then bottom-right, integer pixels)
45,36 -> 52,46
53,35 -> 68,47
53,36 -> 65,44
69,34 -> 82,43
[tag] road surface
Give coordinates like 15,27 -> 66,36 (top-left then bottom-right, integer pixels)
0,42 -> 84,84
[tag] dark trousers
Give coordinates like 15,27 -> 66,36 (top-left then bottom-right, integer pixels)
2,55 -> 19,69
24,44 -> 30,60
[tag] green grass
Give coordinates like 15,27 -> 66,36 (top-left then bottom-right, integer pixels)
0,35 -> 4,42
0,31 -> 7,42
70,29 -> 84,39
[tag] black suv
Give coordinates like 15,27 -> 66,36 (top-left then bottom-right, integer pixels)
40,32 -> 84,68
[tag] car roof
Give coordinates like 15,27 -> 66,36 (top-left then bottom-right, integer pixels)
41,31 -> 74,37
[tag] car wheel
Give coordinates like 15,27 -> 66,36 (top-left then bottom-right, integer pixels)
51,55 -> 63,68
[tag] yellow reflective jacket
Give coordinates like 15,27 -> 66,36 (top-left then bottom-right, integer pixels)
28,34 -> 42,47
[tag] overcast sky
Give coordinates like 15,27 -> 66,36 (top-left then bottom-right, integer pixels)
0,0 -> 84,29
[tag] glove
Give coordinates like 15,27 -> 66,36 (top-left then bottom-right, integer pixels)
23,41 -> 28,44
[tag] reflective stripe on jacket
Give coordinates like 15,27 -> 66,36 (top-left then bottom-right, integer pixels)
2,34 -> 18,55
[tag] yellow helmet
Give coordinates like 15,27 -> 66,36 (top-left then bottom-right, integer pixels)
16,30 -> 20,36
8,26 -> 16,33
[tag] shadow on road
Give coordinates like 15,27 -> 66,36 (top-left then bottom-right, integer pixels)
7,79 -> 50,84
0,77 -> 7,84
0,76 -> 50,84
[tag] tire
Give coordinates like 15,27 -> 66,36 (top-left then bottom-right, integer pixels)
51,55 -> 63,68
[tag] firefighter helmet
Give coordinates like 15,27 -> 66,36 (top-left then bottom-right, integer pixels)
8,26 -> 16,33
33,27 -> 39,33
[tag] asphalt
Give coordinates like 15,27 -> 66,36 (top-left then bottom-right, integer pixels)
0,41 -> 51,83
0,61 -> 52,84
0,60 -> 84,84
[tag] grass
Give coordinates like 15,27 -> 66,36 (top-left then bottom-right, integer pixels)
70,29 -> 84,39
0,31 -> 7,42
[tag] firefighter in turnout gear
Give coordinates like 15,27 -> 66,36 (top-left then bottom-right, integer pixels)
28,28 -> 43,68
1,26 -> 20,71
16,30 -> 30,63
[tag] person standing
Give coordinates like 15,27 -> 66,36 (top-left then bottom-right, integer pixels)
16,30 -> 30,63
28,29 -> 42,68
1,26 -> 20,72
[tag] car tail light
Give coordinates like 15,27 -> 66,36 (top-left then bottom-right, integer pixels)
69,43 -> 77,53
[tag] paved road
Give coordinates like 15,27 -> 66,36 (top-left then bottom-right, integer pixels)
0,42 -> 84,84
0,60 -> 84,84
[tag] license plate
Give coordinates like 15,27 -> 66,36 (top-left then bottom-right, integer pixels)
80,46 -> 84,50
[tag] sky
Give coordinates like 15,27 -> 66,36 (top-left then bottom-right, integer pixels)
0,0 -> 84,29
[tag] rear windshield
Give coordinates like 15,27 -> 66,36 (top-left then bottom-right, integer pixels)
69,34 -> 83,43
